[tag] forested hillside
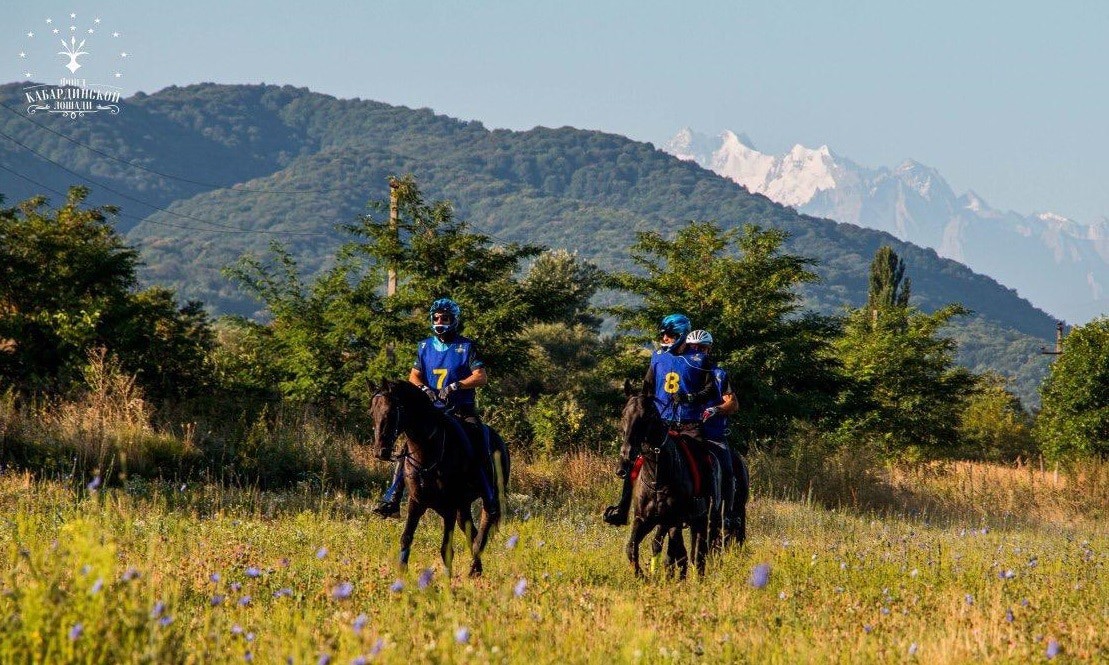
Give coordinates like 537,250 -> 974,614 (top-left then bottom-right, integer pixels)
0,82 -> 1054,402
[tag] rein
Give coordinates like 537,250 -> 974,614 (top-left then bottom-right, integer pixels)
374,390 -> 447,479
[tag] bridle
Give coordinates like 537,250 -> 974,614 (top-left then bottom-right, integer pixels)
372,389 -> 446,478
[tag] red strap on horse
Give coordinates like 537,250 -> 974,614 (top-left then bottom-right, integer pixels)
629,455 -> 645,483
675,438 -> 703,496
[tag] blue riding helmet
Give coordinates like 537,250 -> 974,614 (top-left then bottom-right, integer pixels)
658,313 -> 691,352
430,298 -> 462,336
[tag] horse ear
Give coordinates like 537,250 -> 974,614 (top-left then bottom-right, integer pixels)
624,378 -> 636,397
366,377 -> 378,393
641,378 -> 652,396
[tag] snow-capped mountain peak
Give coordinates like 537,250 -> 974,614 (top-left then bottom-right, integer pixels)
661,128 -> 1107,324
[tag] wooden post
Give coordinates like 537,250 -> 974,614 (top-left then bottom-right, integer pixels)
386,178 -> 400,363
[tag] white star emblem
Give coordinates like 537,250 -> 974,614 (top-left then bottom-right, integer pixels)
94,18 -> 101,24
24,72 -> 32,78
87,28 -> 94,34
112,32 -> 120,38
52,29 -> 59,34
45,18 -> 53,24
114,71 -> 122,78
26,32 -> 34,38
19,52 -> 26,58
70,13 -> 77,19
70,26 -> 77,32
120,52 -> 129,58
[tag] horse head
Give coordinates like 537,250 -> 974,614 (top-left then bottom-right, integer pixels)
620,378 -> 666,468
369,379 -> 404,462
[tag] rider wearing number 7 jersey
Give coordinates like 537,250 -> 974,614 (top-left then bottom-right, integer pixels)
373,298 -> 495,517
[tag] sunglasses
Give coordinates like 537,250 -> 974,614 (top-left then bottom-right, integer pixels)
432,313 -> 453,322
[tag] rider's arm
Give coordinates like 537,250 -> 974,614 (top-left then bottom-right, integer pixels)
457,367 -> 487,389
408,367 -> 426,388
716,372 -> 739,415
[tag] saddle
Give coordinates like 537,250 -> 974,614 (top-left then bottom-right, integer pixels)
629,433 -> 718,499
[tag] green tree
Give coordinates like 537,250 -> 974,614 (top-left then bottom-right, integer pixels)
957,373 -> 1035,461
1034,317 -> 1109,461
833,247 -> 975,456
519,249 -> 603,330
608,222 -> 844,448
0,188 -> 213,396
868,245 -> 911,311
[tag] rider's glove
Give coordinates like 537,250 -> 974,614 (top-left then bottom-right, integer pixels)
673,392 -> 692,405
420,384 -> 438,402
438,381 -> 461,402
702,407 -> 719,422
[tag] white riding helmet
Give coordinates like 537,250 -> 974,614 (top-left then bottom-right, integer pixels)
686,329 -> 714,346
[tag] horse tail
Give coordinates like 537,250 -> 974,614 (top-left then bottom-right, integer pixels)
488,426 -> 510,501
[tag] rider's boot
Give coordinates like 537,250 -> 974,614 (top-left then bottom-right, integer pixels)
603,474 -> 633,526
372,461 -> 404,518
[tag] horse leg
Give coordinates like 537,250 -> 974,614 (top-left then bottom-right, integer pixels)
456,506 -> 479,576
650,525 -> 666,573
398,501 -> 427,570
439,509 -> 457,576
626,517 -> 653,578
690,517 -> 709,576
666,526 -> 688,580
469,499 -> 500,578
734,454 -> 749,546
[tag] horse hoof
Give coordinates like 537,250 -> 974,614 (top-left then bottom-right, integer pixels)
468,567 -> 483,578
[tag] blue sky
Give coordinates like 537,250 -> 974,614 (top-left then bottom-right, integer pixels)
6,0 -> 1109,221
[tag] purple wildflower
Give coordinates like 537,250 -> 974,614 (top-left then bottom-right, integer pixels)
274,587 -> 292,598
230,582 -> 242,592
352,613 -> 368,633
90,578 -> 103,594
454,627 -> 470,644
244,652 -> 253,663
514,578 -> 527,597
998,569 -> 1016,580
1005,608 -> 1014,623
1021,598 -> 1030,607
80,564 -> 91,576
122,568 -> 140,582
151,601 -> 166,619
332,582 -> 353,600
318,655 -> 331,665
418,568 -> 433,590
909,643 -> 918,656
279,558 -> 290,568
863,624 -> 873,634
965,594 -> 974,605
211,594 -> 225,606
749,563 -> 771,589
246,632 -> 255,642
370,638 -> 384,656
352,658 -> 367,665
389,579 -> 404,593
68,622 -> 84,641
158,615 -> 173,627
210,572 -> 221,583
506,535 -> 519,549
1046,640 -> 1060,659
231,624 -> 243,635
88,476 -> 102,491
238,595 -> 251,606
245,567 -> 261,578
316,547 -> 328,559
880,607 -> 891,615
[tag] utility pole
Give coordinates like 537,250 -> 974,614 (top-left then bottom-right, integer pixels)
385,178 -> 400,363
387,178 -> 399,297
1040,321 -> 1065,356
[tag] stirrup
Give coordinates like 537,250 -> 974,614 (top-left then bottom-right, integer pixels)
602,505 -> 628,526
372,498 -> 400,518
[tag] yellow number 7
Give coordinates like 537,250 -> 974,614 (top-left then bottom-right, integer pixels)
432,369 -> 449,390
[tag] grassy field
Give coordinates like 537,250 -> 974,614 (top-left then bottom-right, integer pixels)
1,453 -> 1107,664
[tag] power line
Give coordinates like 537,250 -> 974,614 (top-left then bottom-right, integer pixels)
0,128 -> 331,237
0,161 -> 268,235
0,101 -> 367,196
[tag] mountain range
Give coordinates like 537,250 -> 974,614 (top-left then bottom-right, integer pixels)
0,82 -> 1058,404
664,129 -> 1108,324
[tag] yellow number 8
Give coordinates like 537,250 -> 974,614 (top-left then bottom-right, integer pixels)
663,372 -> 680,394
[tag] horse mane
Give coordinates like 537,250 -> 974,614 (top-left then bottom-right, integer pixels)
385,379 -> 443,421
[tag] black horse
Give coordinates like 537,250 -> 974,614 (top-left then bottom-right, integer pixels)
619,381 -> 715,577
369,379 -> 509,577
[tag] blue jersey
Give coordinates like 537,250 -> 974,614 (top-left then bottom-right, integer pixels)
649,347 -> 712,422
413,335 -> 484,407
703,367 -> 731,442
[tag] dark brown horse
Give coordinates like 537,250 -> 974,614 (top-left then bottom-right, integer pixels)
619,381 -> 714,577
369,379 -> 509,577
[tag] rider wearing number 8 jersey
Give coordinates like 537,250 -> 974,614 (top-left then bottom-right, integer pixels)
603,314 -> 718,526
